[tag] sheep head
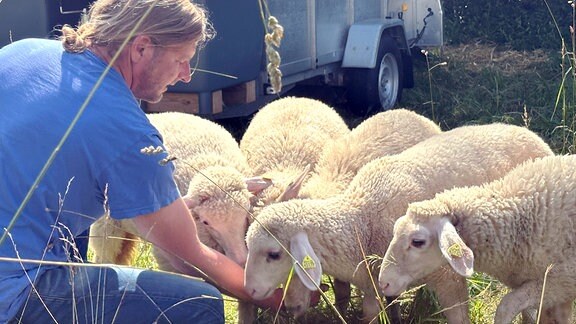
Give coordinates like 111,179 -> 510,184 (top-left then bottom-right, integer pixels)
183,166 -> 271,266
244,202 -> 323,301
378,202 -> 474,297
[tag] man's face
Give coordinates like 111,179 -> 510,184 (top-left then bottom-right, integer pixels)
131,38 -> 197,103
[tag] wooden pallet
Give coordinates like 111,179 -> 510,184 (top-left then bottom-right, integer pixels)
146,80 -> 256,115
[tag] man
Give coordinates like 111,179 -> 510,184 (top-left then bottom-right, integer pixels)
0,0 -> 283,322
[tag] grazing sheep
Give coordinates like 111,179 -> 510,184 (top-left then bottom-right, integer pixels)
244,123 -> 554,323
89,111 -> 270,324
238,96 -> 352,319
240,96 -> 350,205
378,154 -> 576,324
286,108 -> 441,317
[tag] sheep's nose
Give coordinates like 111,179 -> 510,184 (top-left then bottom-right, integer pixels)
380,282 -> 390,292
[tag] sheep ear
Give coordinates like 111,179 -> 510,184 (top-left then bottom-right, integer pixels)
437,218 -> 474,277
244,176 -> 273,194
290,231 -> 322,291
278,164 -> 311,202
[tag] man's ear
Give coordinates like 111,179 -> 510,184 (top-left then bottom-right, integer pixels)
130,35 -> 154,62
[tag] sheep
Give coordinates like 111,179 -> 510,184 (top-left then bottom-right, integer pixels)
378,154 -> 576,324
89,111 -> 271,324
243,122 -> 554,323
239,96 -> 350,205
300,108 -> 442,200
236,96 -> 355,319
285,108 -> 441,317
90,111 -> 268,265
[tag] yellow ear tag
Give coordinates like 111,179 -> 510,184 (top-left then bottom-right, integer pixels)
447,243 -> 463,258
302,255 -> 316,269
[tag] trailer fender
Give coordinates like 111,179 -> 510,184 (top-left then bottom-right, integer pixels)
342,19 -> 408,69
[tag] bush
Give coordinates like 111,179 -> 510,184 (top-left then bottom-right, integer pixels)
442,0 -> 572,50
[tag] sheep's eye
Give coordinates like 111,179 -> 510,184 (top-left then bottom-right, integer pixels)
411,239 -> 426,248
266,251 -> 281,262
202,220 -> 209,226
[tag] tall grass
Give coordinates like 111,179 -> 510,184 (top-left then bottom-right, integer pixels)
402,0 -> 576,156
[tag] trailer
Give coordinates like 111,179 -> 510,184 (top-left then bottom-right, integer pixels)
0,0 -> 444,118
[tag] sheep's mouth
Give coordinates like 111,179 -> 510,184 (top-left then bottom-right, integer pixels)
250,286 -> 274,300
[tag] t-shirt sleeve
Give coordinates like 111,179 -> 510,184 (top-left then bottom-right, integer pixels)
98,134 -> 181,219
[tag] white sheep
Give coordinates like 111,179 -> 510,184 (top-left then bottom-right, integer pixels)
89,111 -> 270,323
244,123 -> 554,323
240,96 -> 350,205
378,154 -> 576,324
285,108 -> 441,317
300,108 -> 442,200
236,96 -> 354,319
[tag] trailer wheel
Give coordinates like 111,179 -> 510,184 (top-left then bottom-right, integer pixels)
347,35 -> 403,116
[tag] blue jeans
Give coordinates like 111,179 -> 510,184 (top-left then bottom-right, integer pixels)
10,265 -> 224,323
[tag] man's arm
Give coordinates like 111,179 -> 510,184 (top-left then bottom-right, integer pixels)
130,197 -> 283,310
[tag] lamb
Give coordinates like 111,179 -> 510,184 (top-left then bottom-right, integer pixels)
239,96 -> 350,206
284,108 -> 441,317
243,123 -> 554,323
300,108 -> 442,200
378,154 -> 576,323
89,111 -> 270,323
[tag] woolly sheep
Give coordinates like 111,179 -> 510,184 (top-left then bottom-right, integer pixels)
286,108 -> 441,317
244,123 -> 554,323
90,111 -> 269,266
239,96 -> 350,205
238,96 -> 352,318
378,154 -> 576,323
300,108 -> 441,200
89,111 -> 270,323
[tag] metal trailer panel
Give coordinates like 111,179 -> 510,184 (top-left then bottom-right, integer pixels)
268,0 -> 314,77
268,0 -> 389,81
315,0 -> 348,66
414,0 -> 443,47
388,0 -> 443,47
341,18 -> 406,68
353,0 -> 384,22
268,0 -> 389,78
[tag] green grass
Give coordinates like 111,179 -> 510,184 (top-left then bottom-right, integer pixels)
402,41 -> 575,155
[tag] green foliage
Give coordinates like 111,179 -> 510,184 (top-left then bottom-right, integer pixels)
442,0 -> 573,50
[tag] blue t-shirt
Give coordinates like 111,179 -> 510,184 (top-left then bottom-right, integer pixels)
0,39 -> 181,321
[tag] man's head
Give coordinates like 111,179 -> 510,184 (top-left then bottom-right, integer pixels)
61,0 -> 215,102
62,0 -> 214,52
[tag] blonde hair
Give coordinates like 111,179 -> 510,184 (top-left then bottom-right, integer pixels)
60,0 -> 214,53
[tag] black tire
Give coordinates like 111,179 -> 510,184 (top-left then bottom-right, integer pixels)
347,35 -> 404,116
